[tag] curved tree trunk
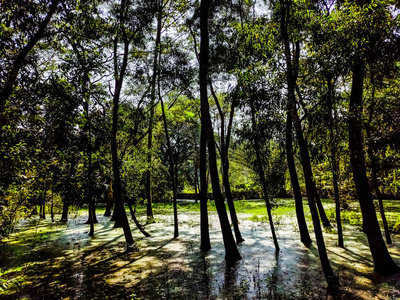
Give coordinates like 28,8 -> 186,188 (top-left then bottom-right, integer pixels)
127,196 -> 150,237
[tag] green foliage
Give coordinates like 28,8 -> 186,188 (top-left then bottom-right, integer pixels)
0,266 -> 24,294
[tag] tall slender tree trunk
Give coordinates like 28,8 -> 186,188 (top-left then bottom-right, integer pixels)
366,96 -> 392,245
160,96 -> 179,238
286,111 -> 311,244
200,0 -> 241,262
111,72 -> 134,248
51,184 -> 54,223
326,76 -> 344,248
250,98 -> 280,251
82,77 -> 97,236
87,124 -> 95,237
146,1 -> 163,221
222,153 -> 244,244
332,162 -> 344,248
368,148 -> 392,244
280,0 -> 337,287
109,3 -> 135,249
200,120 -> 211,252
210,83 -> 244,244
349,62 -> 398,274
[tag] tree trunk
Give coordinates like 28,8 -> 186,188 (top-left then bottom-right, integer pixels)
349,63 -> 398,274
200,0 -> 241,262
40,181 -> 46,219
222,155 -> 244,244
200,116 -> 211,252
280,0 -> 337,287
370,154 -> 392,244
286,111 -> 311,244
209,82 -> 244,244
127,196 -> 151,237
332,164 -> 344,248
194,141 -> 199,204
314,182 -> 331,228
51,185 -> 54,223
326,75 -> 344,248
60,157 -> 75,222
366,96 -> 392,245
104,182 -> 114,217
250,98 -> 280,251
60,199 -> 69,222
146,1 -> 163,221
109,8 -> 135,249
160,97 -> 179,238
83,85 -> 97,236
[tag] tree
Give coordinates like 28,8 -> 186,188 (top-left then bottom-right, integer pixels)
108,0 -> 153,249
209,85 -> 244,244
279,0 -> 338,287
200,0 -> 241,262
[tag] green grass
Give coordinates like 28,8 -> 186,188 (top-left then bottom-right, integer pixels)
83,198 -> 400,232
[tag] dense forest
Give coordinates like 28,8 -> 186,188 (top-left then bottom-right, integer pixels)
1,0 -> 400,298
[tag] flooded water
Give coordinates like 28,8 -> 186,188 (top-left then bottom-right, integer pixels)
1,210 -> 400,299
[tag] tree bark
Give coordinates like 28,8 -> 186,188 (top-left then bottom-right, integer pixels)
349,62 -> 398,274
200,0 -> 241,262
286,111 -> 311,244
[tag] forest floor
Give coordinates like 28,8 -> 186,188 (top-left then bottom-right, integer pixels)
1,199 -> 400,299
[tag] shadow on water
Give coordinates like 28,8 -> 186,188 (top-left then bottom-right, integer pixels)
1,210 -> 400,299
